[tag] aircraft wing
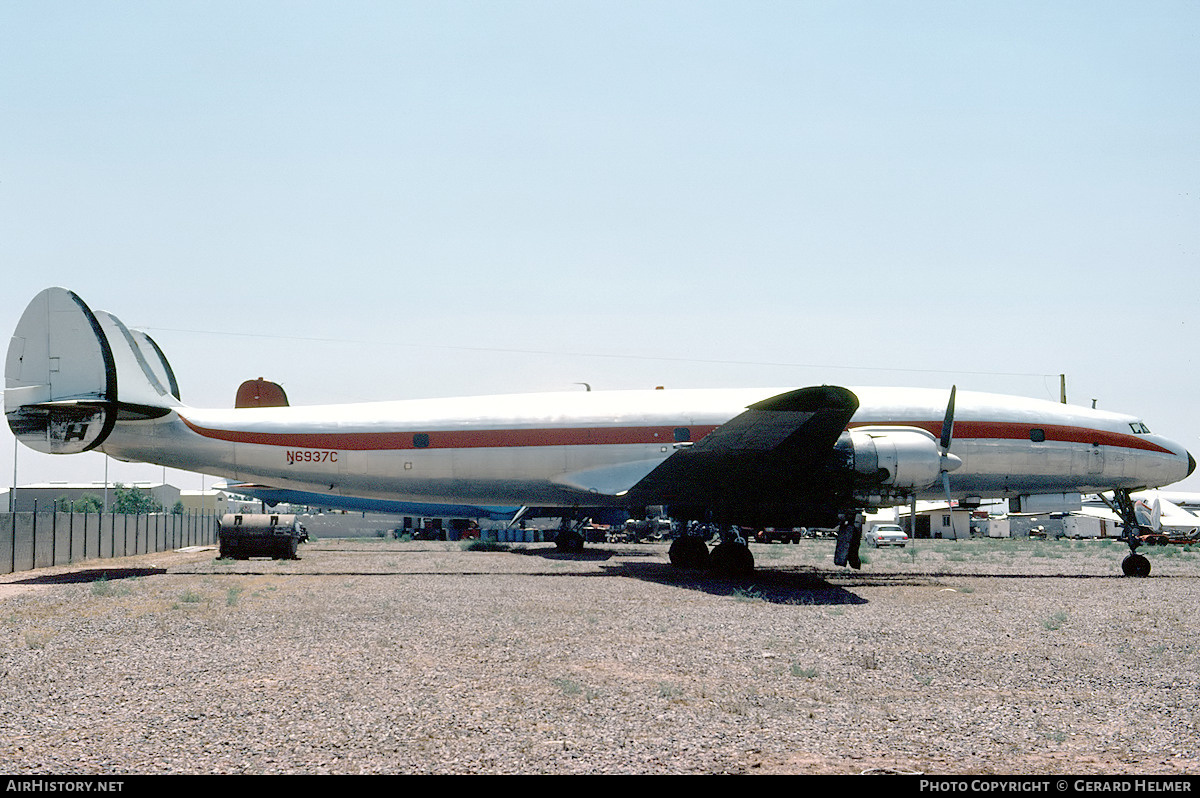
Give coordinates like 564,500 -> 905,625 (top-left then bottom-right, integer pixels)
624,385 -> 859,514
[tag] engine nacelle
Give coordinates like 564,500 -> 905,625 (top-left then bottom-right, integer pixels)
839,427 -> 949,493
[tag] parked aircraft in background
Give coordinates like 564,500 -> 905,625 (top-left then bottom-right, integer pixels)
6,288 -> 1195,576
1132,494 -> 1200,539
1133,490 -> 1200,513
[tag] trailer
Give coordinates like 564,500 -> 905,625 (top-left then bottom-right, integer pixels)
980,516 -> 1011,538
219,513 -> 304,559
1061,514 -> 1112,539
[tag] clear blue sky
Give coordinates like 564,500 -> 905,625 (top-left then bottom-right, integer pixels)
2,1 -> 1198,492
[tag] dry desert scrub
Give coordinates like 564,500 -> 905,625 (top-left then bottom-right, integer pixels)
2,537 -> 1199,775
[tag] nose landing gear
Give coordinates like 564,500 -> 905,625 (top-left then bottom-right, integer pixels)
1107,489 -> 1152,578
1121,551 -> 1151,578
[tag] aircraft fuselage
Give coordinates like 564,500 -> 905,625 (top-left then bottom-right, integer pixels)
97,385 -> 1191,514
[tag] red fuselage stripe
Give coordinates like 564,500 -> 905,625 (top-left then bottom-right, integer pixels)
178,415 -> 1173,455
849,420 -> 1174,455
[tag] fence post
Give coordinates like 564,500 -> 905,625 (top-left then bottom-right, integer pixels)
31,500 -> 37,571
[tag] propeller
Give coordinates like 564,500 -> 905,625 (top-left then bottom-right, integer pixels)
940,385 -> 956,452
938,386 -> 963,539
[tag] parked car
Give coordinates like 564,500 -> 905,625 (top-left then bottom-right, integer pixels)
865,523 -> 908,548
754,527 -> 805,544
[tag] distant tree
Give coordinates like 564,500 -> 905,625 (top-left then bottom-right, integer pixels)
171,500 -> 185,515
57,494 -> 104,513
112,483 -> 163,514
78,493 -> 104,513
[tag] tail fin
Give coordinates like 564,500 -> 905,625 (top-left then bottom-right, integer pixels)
5,287 -> 181,454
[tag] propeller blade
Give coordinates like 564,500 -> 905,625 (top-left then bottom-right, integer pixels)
940,385 -> 957,451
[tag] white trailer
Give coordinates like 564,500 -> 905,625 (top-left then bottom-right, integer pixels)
982,516 -> 1011,538
1061,514 -> 1112,539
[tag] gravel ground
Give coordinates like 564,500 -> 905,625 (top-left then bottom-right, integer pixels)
1,536 -> 1199,775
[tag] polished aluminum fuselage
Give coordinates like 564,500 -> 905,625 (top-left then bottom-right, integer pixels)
99,386 -> 1193,510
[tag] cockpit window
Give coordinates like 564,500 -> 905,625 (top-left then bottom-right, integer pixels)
1129,422 -> 1151,434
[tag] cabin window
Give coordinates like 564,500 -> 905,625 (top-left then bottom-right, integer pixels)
673,427 -> 691,443
412,433 -> 430,449
1029,429 -> 1046,443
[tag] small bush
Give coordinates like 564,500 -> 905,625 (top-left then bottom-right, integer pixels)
552,677 -> 583,696
732,587 -> 764,603
24,629 -> 53,649
461,539 -> 510,552
1042,610 -> 1069,631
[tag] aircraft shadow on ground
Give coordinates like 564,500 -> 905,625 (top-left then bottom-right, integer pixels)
602,560 -> 871,605
7,567 -> 167,585
510,545 -> 870,604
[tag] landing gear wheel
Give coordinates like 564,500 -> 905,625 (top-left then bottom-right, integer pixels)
669,536 -> 710,569
555,530 -> 585,553
1122,553 -> 1151,578
708,541 -> 755,578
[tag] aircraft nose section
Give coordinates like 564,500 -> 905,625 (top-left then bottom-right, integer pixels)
1188,451 -> 1196,479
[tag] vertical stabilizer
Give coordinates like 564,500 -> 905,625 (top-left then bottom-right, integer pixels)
5,288 -> 117,452
5,288 -> 182,454
93,310 -> 182,410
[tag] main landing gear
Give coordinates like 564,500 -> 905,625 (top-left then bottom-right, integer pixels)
668,526 -> 755,578
553,517 -> 587,553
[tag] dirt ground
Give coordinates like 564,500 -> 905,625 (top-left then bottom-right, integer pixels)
2,537 -> 1198,775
